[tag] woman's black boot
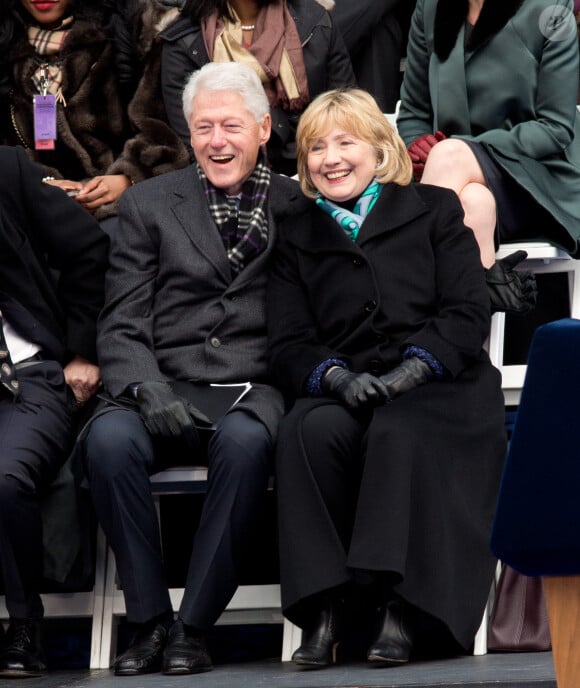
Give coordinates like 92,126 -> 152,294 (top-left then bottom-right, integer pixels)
367,597 -> 414,666
292,603 -> 342,668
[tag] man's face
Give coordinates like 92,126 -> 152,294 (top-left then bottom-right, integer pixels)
189,89 -> 271,196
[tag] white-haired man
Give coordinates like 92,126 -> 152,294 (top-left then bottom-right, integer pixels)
83,61 -> 305,676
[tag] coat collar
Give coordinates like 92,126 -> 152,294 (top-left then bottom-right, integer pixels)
434,0 -> 524,62
169,165 -> 303,286
287,183 -> 430,253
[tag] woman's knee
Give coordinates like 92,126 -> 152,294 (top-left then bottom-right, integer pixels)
423,138 -> 484,183
298,404 -> 363,470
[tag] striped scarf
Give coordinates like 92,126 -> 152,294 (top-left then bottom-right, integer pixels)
315,181 -> 383,241
28,16 -> 74,100
197,160 -> 271,275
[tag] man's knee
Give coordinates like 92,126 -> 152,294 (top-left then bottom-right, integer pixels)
209,412 -> 272,476
83,410 -> 149,481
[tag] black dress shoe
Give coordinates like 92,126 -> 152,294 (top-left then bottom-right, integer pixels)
0,618 -> 47,677
292,603 -> 342,668
114,621 -> 168,676
162,619 -> 212,675
367,598 -> 414,666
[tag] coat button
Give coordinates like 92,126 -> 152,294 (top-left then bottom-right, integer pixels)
352,257 -> 363,267
364,299 -> 377,312
210,337 -> 221,348
369,359 -> 382,374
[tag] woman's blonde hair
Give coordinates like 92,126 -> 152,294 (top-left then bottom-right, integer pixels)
296,89 -> 413,198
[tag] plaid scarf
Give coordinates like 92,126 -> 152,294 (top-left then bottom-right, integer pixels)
28,16 -> 74,100
197,160 -> 271,275
315,181 -> 383,241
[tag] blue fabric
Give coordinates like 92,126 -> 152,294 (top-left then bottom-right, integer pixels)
315,181 -> 382,241
306,358 -> 347,396
490,318 -> 580,576
403,345 -> 445,378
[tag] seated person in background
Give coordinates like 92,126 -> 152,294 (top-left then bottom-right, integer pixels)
330,0 -> 410,113
267,89 -> 507,669
0,146 -> 107,678
82,62 -> 306,677
397,0 -> 580,314
160,0 -> 355,175
0,0 -> 188,232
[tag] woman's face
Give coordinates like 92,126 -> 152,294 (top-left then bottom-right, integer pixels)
307,126 -> 378,203
19,0 -> 71,27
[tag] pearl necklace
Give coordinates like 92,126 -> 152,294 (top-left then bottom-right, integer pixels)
240,24 -> 255,30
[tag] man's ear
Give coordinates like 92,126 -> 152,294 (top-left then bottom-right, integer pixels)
259,113 -> 272,145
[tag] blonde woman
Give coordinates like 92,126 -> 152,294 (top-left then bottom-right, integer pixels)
267,89 -> 506,668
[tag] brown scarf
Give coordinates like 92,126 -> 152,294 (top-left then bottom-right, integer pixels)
202,0 -> 309,111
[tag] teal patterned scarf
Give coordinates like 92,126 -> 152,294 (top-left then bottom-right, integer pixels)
315,181 -> 383,241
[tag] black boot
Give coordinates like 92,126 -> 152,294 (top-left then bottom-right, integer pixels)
292,602 -> 342,668
0,618 -> 47,677
485,250 -> 538,315
367,598 -> 414,666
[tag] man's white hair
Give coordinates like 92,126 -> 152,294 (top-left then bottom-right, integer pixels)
182,62 -> 270,125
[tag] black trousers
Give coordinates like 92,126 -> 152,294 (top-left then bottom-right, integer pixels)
0,361 -> 75,619
83,408 -> 272,629
332,0 -> 405,112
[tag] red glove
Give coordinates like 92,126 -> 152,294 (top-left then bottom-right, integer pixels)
407,130 -> 446,181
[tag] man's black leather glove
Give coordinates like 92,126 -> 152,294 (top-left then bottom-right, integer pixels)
136,381 -> 210,449
485,250 -> 538,315
379,357 -> 433,402
322,367 -> 388,408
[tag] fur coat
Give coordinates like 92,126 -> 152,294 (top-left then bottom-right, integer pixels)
5,7 -> 189,219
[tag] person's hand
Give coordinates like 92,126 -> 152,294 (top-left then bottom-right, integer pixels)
42,177 -> 84,196
63,355 -> 101,406
379,357 -> 433,402
75,174 -> 132,212
321,367 -> 388,408
485,250 -> 538,315
407,130 -> 446,181
135,381 -> 211,448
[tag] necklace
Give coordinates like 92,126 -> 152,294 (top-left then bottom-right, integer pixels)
240,24 -> 255,30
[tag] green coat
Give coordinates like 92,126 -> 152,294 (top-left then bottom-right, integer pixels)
398,0 -> 580,255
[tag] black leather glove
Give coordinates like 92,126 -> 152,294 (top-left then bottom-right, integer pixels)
379,357 -> 433,402
135,381 -> 210,449
485,251 -> 538,315
321,367 -> 388,408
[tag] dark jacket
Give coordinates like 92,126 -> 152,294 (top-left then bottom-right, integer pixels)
98,164 -> 309,440
268,182 -> 492,392
0,146 -> 108,364
159,0 -> 355,173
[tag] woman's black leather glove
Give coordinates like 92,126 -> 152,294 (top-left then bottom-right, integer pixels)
136,381 -> 210,449
485,250 -> 538,315
379,357 -> 433,401
322,367 -> 388,408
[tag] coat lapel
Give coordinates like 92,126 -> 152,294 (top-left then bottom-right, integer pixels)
169,165 -> 232,283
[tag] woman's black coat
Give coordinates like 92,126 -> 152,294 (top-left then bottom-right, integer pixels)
267,182 -> 507,648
